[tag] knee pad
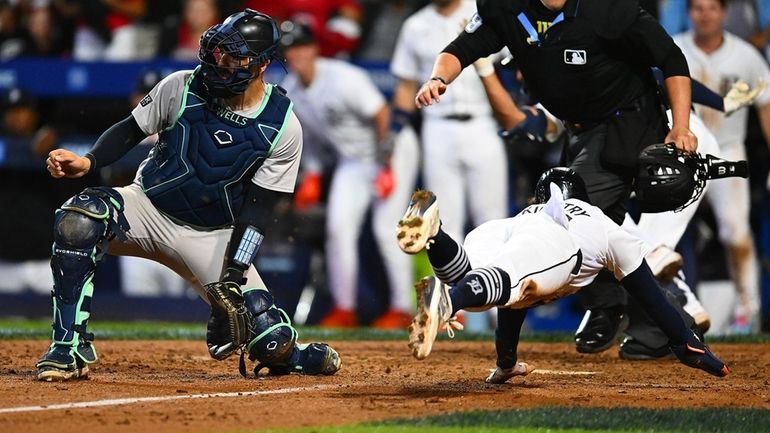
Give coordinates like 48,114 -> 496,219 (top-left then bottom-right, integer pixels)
243,288 -> 297,366
49,187 -> 129,346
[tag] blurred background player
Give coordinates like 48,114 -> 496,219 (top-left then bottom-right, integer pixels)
673,0 -> 770,333
0,87 -> 61,294
243,0 -> 363,58
280,21 -> 419,328
390,0 -> 508,329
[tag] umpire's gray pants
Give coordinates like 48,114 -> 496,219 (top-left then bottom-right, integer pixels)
108,183 -> 267,301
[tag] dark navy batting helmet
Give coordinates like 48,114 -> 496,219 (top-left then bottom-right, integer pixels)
534,167 -> 590,204
279,20 -> 316,49
198,9 -> 280,98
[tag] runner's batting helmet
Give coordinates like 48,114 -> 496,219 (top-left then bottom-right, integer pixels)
534,167 -> 590,204
198,9 -> 280,98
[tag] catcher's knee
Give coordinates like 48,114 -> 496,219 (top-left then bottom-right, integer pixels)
244,288 -> 297,365
54,210 -> 105,250
52,190 -> 120,303
54,187 -> 128,252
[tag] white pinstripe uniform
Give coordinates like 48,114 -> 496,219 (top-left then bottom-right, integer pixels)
282,58 -> 419,314
673,30 -> 770,326
463,186 -> 646,309
391,0 -> 508,243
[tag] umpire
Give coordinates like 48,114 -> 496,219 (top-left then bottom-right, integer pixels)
414,0 -> 697,353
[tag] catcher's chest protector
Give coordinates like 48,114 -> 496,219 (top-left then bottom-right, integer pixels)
141,69 -> 292,227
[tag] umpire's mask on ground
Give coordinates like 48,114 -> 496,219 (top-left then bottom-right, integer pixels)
198,8 -> 280,98
534,167 -> 590,204
634,143 -> 748,213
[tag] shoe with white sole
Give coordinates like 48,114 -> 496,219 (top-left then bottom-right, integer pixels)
645,245 -> 683,282
408,276 -> 462,360
36,344 -> 90,382
397,190 -> 440,254
486,362 -> 534,384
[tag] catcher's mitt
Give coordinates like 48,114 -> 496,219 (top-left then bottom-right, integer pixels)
205,281 -> 252,360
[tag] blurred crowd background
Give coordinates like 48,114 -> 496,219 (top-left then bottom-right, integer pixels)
0,0 -> 768,335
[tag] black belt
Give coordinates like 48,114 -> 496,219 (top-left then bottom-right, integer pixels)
564,93 -> 659,134
443,113 -> 473,121
563,120 -> 602,134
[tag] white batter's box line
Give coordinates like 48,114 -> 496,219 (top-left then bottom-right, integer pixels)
530,369 -> 597,376
0,384 -> 340,414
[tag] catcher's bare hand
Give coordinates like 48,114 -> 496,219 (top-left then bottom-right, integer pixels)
47,149 -> 91,179
205,281 -> 252,360
415,79 -> 446,108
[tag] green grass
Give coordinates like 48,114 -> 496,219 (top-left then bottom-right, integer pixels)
2,319 -> 769,343
257,407 -> 770,433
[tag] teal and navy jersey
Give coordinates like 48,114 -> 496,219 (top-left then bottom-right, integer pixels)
131,68 -> 303,228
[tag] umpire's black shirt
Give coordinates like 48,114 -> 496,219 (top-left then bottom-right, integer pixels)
444,0 -> 689,123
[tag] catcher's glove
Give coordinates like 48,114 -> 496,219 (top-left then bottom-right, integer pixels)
205,281 -> 253,360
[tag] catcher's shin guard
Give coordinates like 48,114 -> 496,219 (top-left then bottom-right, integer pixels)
37,188 -> 129,381
239,288 -> 340,377
237,288 -> 297,375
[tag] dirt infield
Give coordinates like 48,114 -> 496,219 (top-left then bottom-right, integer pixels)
0,340 -> 768,433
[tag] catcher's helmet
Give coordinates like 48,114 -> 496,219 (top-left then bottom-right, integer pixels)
198,9 -> 280,98
534,167 -> 590,204
634,143 -> 704,213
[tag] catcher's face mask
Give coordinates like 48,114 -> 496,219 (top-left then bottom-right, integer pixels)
634,143 -> 748,213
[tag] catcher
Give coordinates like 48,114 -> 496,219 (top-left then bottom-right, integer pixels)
37,9 -> 340,381
398,156 -> 743,383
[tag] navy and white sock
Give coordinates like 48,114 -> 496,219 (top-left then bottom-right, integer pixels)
427,228 -> 472,285
449,267 -> 512,315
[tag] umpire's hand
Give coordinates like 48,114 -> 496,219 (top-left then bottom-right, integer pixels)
665,126 -> 698,153
415,78 -> 447,108
47,149 -> 91,178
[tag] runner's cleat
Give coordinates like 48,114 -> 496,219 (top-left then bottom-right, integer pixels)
397,190 -> 440,254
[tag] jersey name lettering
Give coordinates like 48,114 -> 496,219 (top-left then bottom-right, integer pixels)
520,202 -> 589,219
216,107 -> 248,126
562,202 -> 588,217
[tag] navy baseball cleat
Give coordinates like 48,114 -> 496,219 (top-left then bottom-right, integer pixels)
36,344 -> 90,382
670,332 -> 729,377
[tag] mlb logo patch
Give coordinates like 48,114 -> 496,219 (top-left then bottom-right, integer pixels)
140,94 -> 153,107
564,50 -> 587,65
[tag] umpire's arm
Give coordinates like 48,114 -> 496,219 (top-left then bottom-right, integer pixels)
415,19 -> 503,108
